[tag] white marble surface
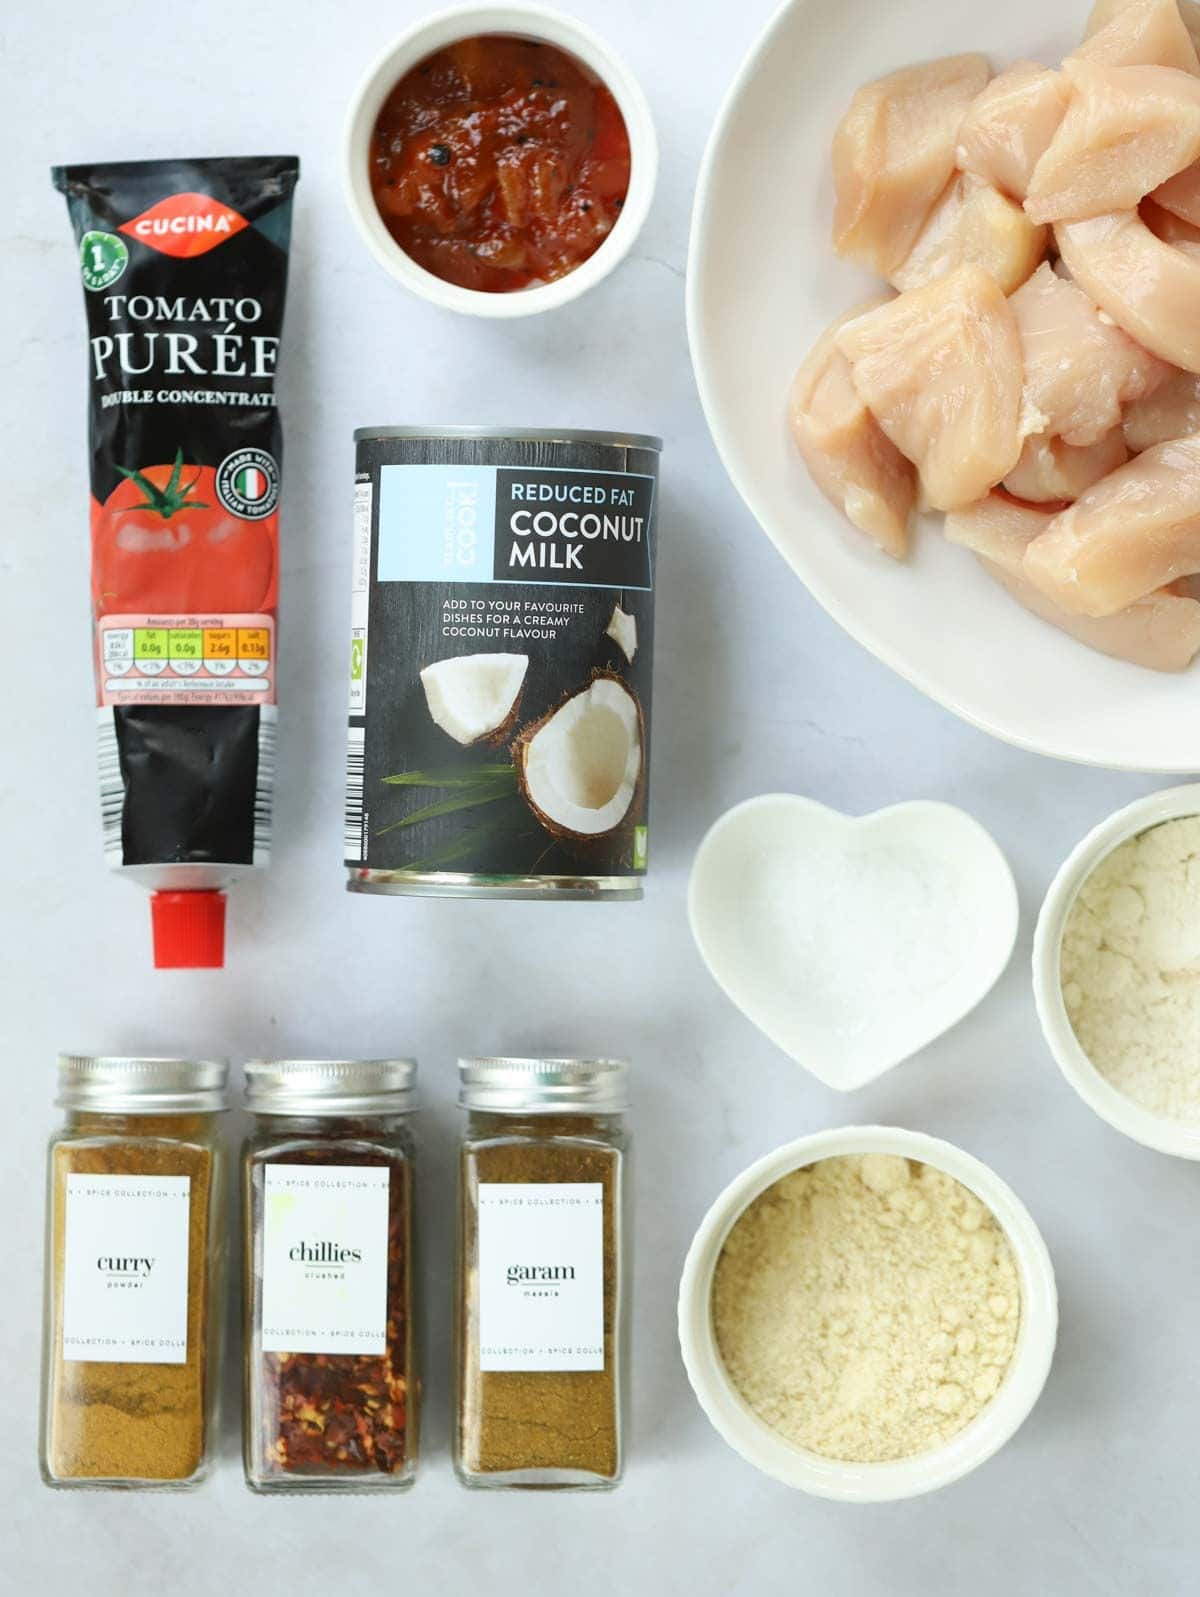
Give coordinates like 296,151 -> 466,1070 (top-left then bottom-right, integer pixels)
1,0 -> 1192,1590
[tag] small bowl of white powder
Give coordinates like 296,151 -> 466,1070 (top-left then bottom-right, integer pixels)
677,1127 -> 1057,1501
1034,783 -> 1200,1159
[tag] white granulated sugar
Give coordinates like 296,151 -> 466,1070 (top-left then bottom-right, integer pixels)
759,840 -> 975,1041
712,1155 -> 1021,1464
1061,815 -> 1200,1122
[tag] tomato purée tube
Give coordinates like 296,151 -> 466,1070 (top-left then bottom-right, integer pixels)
53,156 -> 299,967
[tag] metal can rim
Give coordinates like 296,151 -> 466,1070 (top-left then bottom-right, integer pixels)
352,424 -> 663,452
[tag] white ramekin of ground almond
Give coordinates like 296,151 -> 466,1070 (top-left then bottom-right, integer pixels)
677,1126 -> 1057,1502
1034,784 -> 1200,1159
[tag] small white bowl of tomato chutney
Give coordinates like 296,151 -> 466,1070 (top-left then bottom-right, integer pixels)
343,3 -> 658,317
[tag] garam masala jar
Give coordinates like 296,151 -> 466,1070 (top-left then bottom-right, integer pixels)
454,1056 -> 630,1490
40,1055 -> 228,1489
242,1058 -> 418,1492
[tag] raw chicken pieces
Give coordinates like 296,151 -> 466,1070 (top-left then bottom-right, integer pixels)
791,6 -> 1200,671
1142,194 -> 1200,242
788,302 -> 916,559
1023,436 -> 1200,612
955,63 -> 1069,200
1074,0 -> 1200,71
945,494 -> 1200,668
1024,61 -> 1200,222
890,173 -> 1046,293
1123,367 -> 1200,447
835,266 -> 1025,512
1003,430 -> 1128,500
1009,261 -> 1168,444
1152,156 -> 1200,220
1055,209 -> 1200,369
832,54 -> 989,275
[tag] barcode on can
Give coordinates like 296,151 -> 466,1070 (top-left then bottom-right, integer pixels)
345,724 -> 365,862
254,706 -> 277,866
96,708 -> 125,865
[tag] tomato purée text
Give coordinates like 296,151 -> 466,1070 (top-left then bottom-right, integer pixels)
369,36 -> 631,293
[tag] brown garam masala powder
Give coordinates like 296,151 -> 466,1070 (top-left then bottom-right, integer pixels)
454,1058 -> 630,1490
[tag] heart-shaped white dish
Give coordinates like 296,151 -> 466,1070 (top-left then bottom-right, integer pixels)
688,795 -> 1018,1090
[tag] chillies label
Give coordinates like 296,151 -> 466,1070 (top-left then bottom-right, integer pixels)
260,1165 -> 391,1355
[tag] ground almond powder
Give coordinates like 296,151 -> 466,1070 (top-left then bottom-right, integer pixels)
712,1154 -> 1020,1463
1060,816 -> 1200,1122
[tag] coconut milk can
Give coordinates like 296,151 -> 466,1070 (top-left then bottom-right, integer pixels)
345,428 -> 660,899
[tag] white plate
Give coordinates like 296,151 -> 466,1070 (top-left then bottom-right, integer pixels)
687,794 -> 1018,1090
687,0 -> 1200,772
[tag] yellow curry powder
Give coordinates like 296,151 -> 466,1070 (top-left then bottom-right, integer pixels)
45,1113 -> 217,1483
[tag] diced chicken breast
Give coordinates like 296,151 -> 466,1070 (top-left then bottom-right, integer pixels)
832,54 -> 990,276
788,301 -> 917,559
1182,0 -> 1200,52
1142,193 -> 1200,243
955,63 -> 1069,200
1055,209 -> 1200,369
889,172 -> 1046,292
836,265 -> 1024,511
1003,430 -> 1129,500
1123,366 -> 1200,447
946,492 -> 1200,668
1024,61 -> 1200,223
1009,261 -> 1169,445
1023,435 -> 1200,612
1152,155 -> 1200,221
1074,0 -> 1200,72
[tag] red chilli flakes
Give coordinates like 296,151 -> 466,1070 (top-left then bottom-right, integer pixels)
253,1147 -> 414,1480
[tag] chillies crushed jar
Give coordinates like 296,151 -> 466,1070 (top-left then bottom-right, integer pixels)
242,1059 -> 418,1493
40,1055 -> 229,1489
369,36 -> 632,292
454,1057 -> 629,1489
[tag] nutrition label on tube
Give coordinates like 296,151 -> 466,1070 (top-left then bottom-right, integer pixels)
98,613 -> 275,706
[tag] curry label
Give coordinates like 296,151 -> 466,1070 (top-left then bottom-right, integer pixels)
260,1165 -> 391,1355
61,1174 -> 191,1365
476,1182 -> 606,1372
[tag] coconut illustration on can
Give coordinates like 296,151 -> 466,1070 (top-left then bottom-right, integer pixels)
346,428 -> 660,899
514,672 -> 645,842
419,652 -> 530,747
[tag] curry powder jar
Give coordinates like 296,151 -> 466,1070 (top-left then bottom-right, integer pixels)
40,1056 -> 229,1489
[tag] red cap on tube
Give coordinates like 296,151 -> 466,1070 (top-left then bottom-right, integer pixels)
150,891 -> 226,969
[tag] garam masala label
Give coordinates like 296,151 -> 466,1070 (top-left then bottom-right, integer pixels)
62,1174 -> 191,1364
477,1182 -> 605,1372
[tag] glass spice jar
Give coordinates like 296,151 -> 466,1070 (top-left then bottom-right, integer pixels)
242,1058 -> 418,1493
40,1055 -> 229,1489
454,1056 -> 630,1490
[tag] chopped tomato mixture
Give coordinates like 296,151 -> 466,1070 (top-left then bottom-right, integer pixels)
369,35 -> 632,292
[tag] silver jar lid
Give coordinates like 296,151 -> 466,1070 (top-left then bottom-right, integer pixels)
244,1058 -> 417,1115
458,1056 -> 629,1113
57,1055 -> 229,1114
